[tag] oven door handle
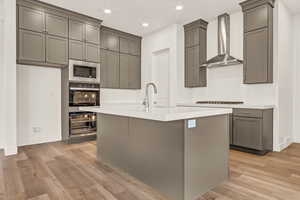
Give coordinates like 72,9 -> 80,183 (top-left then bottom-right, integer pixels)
70,87 -> 100,91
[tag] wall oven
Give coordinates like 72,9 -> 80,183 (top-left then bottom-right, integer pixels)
69,112 -> 97,137
69,82 -> 100,107
69,60 -> 100,83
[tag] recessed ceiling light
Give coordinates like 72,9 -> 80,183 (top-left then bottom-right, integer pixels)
176,5 -> 184,10
104,9 -> 112,14
142,23 -> 149,27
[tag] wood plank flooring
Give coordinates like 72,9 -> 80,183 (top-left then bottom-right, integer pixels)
1,142 -> 300,200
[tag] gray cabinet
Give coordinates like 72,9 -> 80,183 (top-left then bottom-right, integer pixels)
184,19 -> 208,88
19,29 -> 46,62
46,13 -> 68,38
100,49 -> 120,89
69,19 -> 85,41
86,43 -> 100,63
86,24 -> 100,44
120,54 -> 141,89
69,40 -> 85,61
100,29 -> 119,51
46,35 -> 68,65
231,108 -> 273,154
240,0 -> 274,84
100,26 -> 142,89
19,6 -> 45,33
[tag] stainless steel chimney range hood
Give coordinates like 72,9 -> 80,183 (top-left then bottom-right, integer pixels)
201,13 -> 243,68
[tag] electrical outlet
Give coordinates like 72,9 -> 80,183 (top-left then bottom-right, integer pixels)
32,127 -> 42,133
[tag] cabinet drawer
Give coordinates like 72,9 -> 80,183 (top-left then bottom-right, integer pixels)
233,109 -> 263,118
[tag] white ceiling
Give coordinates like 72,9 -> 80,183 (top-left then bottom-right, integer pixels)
282,0 -> 300,14
41,0 -> 299,36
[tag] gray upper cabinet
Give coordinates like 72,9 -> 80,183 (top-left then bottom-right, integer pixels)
69,40 -> 85,61
86,43 -> 100,63
120,37 -> 141,56
100,49 -> 120,88
69,19 -> 85,41
240,0 -> 274,84
19,29 -> 46,63
184,19 -> 208,88
86,24 -> 100,44
46,35 -> 68,65
100,29 -> 119,52
19,6 -> 45,33
120,54 -> 141,89
17,0 -> 102,67
46,13 -> 68,38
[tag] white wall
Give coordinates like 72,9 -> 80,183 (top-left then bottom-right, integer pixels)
276,0 -> 294,150
17,66 -> 62,146
293,14 -> 300,143
0,0 -> 4,149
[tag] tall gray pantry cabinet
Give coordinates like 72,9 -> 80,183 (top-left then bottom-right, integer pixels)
184,19 -> 208,88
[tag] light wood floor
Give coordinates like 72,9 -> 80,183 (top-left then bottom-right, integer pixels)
1,142 -> 300,200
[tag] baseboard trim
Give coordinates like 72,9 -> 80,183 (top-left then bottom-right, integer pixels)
277,141 -> 293,152
4,146 -> 18,156
293,138 -> 300,144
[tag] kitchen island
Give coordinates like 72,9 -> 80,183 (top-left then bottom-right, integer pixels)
81,105 -> 232,200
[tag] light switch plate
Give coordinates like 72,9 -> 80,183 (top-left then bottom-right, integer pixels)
187,119 -> 196,128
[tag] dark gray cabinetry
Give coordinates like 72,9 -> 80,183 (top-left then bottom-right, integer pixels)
120,54 -> 141,89
100,26 -> 142,89
69,19 -> 100,63
231,108 -> 273,154
17,0 -> 102,67
100,49 -> 120,89
184,19 -> 208,88
19,29 -> 46,62
240,0 -> 274,84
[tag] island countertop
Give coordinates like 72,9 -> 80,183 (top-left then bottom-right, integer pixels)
80,104 -> 232,121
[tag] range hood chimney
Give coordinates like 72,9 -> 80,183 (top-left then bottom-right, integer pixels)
201,13 -> 243,68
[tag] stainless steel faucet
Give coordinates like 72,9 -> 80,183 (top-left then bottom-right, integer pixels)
143,83 -> 158,112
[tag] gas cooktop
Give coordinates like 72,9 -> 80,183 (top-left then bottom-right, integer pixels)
196,101 -> 244,105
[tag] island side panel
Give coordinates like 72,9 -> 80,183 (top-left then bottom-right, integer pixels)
97,114 -> 130,172
184,114 -> 230,200
128,118 -> 185,200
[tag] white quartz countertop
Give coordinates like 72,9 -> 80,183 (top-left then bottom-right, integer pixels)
177,103 -> 275,109
80,104 -> 232,122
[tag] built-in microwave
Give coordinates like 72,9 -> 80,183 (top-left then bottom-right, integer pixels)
69,60 -> 100,83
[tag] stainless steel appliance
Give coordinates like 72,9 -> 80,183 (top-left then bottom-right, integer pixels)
69,82 -> 100,107
69,112 -> 97,137
69,60 -> 100,83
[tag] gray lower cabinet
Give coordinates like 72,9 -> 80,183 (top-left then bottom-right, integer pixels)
240,0 -> 274,84
233,117 -> 263,150
120,54 -> 141,89
46,35 -> 68,65
231,108 -> 273,154
100,49 -> 120,88
18,29 -> 46,63
46,13 -> 68,38
19,6 -> 45,33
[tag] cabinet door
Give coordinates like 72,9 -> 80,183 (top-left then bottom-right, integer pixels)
199,68 -> 207,87
69,40 -> 85,61
19,29 -> 45,63
185,28 -> 200,48
244,28 -> 268,83
100,30 -> 119,51
19,6 -> 45,33
86,24 -> 100,44
46,13 -> 68,38
86,43 -> 100,63
244,5 -> 268,33
185,46 -> 201,87
46,35 -> 68,65
120,37 -> 141,56
119,54 -> 130,88
100,49 -> 120,88
69,19 -> 85,41
233,117 -> 263,150
120,54 -> 141,89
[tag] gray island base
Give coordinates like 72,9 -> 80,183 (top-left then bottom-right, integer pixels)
97,114 -> 230,200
